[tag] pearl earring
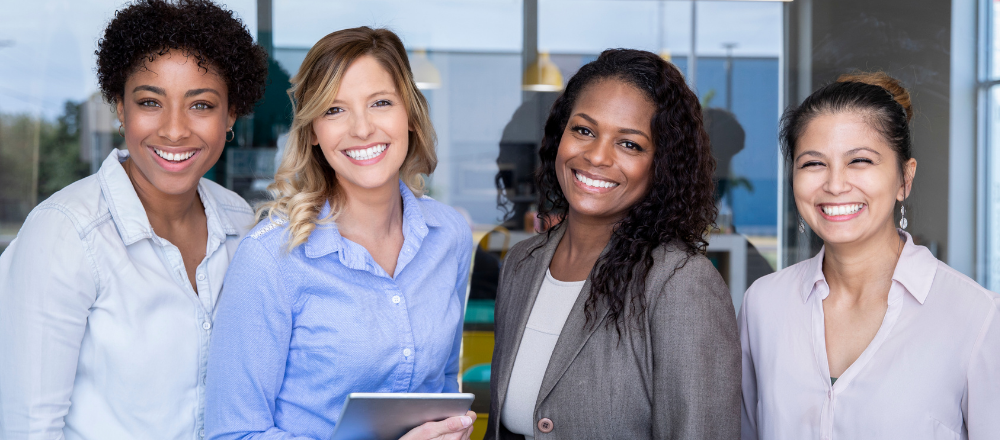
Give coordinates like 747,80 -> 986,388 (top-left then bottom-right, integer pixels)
899,205 -> 908,230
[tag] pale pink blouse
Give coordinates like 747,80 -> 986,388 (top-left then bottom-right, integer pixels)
739,231 -> 1000,440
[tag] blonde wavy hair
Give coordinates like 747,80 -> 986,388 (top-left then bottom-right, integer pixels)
257,27 -> 437,250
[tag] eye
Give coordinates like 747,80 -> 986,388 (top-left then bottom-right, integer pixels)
849,157 -> 874,165
799,160 -> 824,169
572,126 -> 594,137
372,99 -> 392,108
620,140 -> 645,152
325,107 -> 344,115
191,102 -> 214,110
138,99 -> 160,108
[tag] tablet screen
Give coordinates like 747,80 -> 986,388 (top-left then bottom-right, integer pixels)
330,392 -> 475,440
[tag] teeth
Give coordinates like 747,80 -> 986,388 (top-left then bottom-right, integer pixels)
345,144 -> 387,161
574,172 -> 618,189
154,148 -> 195,162
822,203 -> 864,216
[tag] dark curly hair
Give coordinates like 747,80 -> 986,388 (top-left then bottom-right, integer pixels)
534,49 -> 717,333
96,0 -> 268,116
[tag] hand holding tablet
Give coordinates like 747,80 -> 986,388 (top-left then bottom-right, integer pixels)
329,393 -> 476,440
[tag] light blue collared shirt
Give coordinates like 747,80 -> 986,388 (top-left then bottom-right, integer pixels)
0,149 -> 255,440
204,181 -> 473,440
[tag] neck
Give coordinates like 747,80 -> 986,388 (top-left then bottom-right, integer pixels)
123,159 -> 202,226
560,209 -> 618,260
822,224 -> 903,302
336,178 -> 404,239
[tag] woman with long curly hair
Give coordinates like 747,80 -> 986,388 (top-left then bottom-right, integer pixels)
484,49 -> 741,439
204,27 -> 475,440
0,0 -> 267,438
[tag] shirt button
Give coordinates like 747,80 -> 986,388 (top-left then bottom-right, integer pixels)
203,321 -> 212,330
200,428 -> 205,437
403,348 -> 412,357
537,417 -> 554,433
392,295 -> 401,304
197,273 -> 206,281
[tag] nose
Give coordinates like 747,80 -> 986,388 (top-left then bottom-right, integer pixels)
581,137 -> 614,168
349,110 -> 375,140
823,166 -> 852,195
158,105 -> 191,143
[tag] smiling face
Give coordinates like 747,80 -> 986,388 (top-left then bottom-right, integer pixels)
555,79 -> 656,224
792,111 -> 916,246
116,50 -> 235,196
311,55 -> 409,194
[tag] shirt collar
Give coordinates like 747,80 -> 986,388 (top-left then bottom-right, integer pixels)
800,230 -> 938,305
98,149 -> 239,246
303,180 -> 438,265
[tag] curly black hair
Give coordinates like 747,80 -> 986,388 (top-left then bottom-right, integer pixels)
535,49 -> 717,333
96,0 -> 268,116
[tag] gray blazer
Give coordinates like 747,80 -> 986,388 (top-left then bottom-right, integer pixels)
484,226 -> 741,439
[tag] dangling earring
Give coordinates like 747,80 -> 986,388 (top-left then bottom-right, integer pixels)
798,217 -> 806,233
118,126 -> 125,137
899,205 -> 908,230
226,128 -> 235,142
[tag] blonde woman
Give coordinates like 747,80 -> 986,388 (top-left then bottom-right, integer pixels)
204,27 -> 475,440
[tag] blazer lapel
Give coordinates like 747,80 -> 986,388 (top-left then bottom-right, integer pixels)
534,245 -> 612,408
494,226 -> 565,416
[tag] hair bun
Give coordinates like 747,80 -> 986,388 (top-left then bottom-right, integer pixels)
836,71 -> 912,123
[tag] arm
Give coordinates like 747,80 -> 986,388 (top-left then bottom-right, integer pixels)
738,290 -> 759,440
965,297 -> 1000,439
204,238 -> 309,440
443,226 -> 474,393
0,208 -> 98,440
650,255 -> 741,440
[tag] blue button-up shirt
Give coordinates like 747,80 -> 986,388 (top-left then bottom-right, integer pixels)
204,181 -> 473,440
0,149 -> 255,440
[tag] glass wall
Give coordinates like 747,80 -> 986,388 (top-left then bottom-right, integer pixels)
983,0 -> 1000,291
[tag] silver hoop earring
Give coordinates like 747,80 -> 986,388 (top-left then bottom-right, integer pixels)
899,205 -> 908,230
798,217 -> 806,233
118,126 -> 125,137
226,128 -> 235,142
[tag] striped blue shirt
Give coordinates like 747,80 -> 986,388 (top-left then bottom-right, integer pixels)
204,181 -> 472,440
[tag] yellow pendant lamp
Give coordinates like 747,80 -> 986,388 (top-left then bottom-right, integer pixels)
522,51 -> 563,92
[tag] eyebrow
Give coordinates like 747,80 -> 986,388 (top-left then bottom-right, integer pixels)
795,150 -> 824,161
133,85 -> 165,95
185,88 -> 221,98
330,90 -> 397,104
132,86 -> 221,98
573,113 -> 651,140
845,147 -> 882,156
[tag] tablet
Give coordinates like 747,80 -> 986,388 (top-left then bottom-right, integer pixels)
329,392 -> 475,440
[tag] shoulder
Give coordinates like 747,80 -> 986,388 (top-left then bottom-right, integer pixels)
505,230 -> 550,266
243,216 -> 288,246
200,178 -> 255,224
417,195 -> 472,247
646,244 -> 729,305
742,256 -> 814,310
29,174 -> 109,236
930,260 -> 1000,314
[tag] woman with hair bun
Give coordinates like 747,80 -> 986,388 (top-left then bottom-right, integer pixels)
204,27 -> 474,440
485,48 -> 741,439
739,72 -> 1000,439
0,0 -> 268,438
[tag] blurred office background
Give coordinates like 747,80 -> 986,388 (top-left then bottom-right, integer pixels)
0,0 -> 986,435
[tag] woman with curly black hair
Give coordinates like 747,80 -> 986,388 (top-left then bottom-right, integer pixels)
485,49 -> 741,439
0,1 -> 267,438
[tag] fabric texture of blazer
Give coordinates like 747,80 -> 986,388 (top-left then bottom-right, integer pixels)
484,225 -> 741,439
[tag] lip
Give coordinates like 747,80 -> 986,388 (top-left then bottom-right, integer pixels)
571,169 -> 620,194
817,203 -> 866,222
148,145 -> 202,172
342,142 -> 389,166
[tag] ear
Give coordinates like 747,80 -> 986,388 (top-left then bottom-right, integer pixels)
116,100 -> 126,126
227,108 -> 237,130
897,158 -> 917,202
310,124 -> 319,146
